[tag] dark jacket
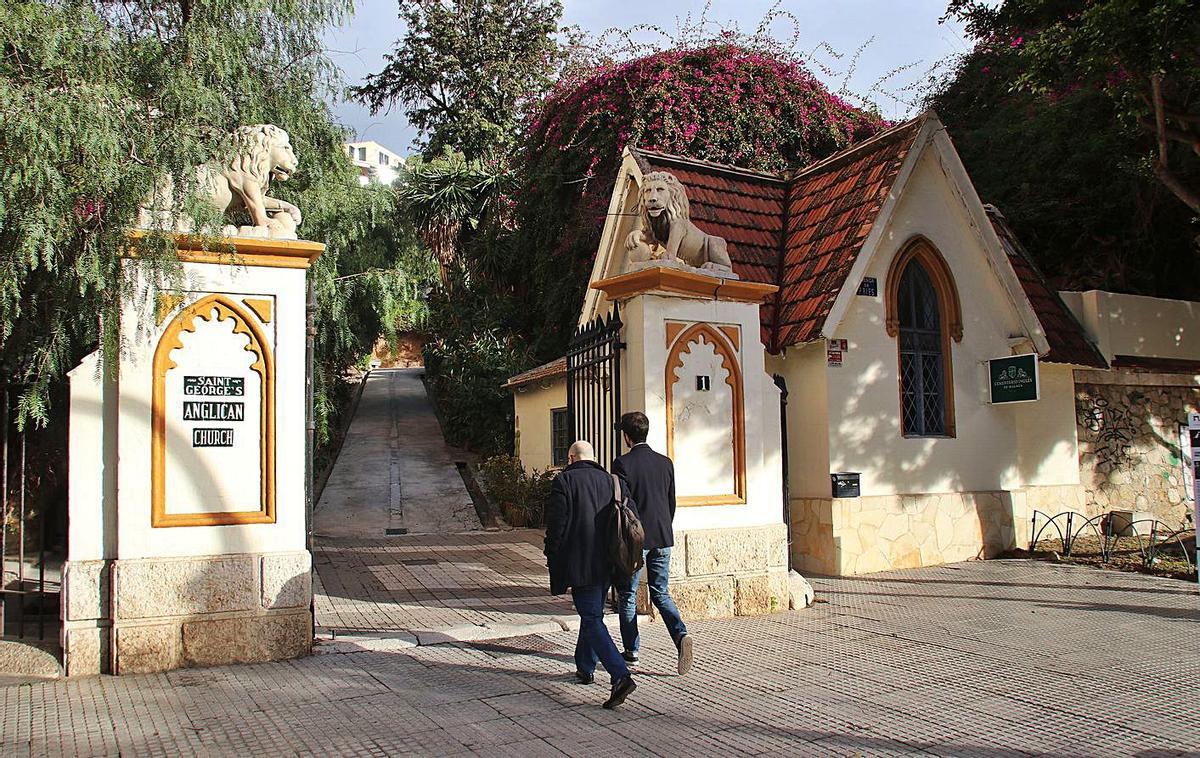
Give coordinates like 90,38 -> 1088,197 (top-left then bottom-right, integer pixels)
543,460 -> 621,595
612,444 -> 675,550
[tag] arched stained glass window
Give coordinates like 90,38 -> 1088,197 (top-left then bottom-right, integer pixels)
898,260 -> 947,437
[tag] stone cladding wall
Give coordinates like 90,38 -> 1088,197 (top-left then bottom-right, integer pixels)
789,485 -> 1082,576
1075,376 -> 1197,528
63,551 -> 312,675
637,523 -> 789,618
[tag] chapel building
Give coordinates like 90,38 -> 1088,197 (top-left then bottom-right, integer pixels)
507,112 -> 1200,579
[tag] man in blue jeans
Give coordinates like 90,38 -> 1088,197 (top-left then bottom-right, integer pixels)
544,440 -> 636,709
613,412 -> 693,675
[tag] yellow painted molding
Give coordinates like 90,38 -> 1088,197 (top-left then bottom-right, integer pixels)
242,298 -> 273,324
125,230 -> 325,270
592,266 -> 777,304
665,323 -> 747,507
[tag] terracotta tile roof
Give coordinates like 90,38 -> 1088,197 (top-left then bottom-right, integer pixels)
627,117 -> 1099,367
986,207 -> 1107,368
774,120 -> 923,349
503,357 -> 566,389
634,119 -> 923,351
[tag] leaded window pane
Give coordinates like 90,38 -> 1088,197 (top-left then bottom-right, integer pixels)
551,408 -> 569,467
898,261 -> 947,436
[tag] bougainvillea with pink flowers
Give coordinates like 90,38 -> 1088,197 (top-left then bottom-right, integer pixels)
508,42 -> 886,357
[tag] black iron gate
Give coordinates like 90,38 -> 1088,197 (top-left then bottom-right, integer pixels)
566,307 -> 624,468
1,386 -> 65,644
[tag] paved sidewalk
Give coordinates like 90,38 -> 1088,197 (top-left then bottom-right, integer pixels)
315,530 -> 574,640
6,560 -> 1198,756
314,368 -> 480,539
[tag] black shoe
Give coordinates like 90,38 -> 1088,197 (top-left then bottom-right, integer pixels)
575,670 -> 594,685
603,676 -> 637,709
621,650 -> 639,664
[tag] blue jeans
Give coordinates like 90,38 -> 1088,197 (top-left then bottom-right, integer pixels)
571,584 -> 630,682
617,547 -> 688,654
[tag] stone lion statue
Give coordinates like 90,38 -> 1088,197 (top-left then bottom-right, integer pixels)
624,171 -> 733,275
138,124 -> 302,240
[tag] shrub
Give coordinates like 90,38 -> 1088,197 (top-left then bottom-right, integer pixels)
422,271 -> 531,454
477,455 -> 556,528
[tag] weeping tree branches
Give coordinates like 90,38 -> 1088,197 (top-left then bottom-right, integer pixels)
0,0 -> 434,431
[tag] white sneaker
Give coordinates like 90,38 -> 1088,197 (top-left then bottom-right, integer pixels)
677,634 -> 693,676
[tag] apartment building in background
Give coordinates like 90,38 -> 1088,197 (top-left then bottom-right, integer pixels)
345,140 -> 403,185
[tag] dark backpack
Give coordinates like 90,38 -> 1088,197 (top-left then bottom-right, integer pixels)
609,474 -> 645,581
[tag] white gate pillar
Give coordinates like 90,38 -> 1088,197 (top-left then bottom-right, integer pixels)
64,233 -> 322,675
592,265 -> 790,618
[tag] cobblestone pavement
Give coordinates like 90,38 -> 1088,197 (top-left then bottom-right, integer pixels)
5,559 -> 1199,756
315,530 -> 574,638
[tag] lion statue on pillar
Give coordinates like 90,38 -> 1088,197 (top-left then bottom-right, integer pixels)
624,171 -> 734,275
138,124 -> 303,240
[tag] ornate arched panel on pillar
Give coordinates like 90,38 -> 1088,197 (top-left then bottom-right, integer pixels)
151,294 -> 276,527
665,323 -> 746,506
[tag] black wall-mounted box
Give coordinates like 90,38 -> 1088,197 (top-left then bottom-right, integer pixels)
830,472 -> 861,498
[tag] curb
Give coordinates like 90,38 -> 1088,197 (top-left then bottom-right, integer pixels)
314,614 -> 649,652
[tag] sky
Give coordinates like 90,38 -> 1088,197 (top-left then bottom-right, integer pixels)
323,0 -> 974,153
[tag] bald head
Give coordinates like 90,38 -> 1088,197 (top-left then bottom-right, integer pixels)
567,440 -> 595,463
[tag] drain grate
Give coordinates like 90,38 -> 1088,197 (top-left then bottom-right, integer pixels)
384,527 -> 409,535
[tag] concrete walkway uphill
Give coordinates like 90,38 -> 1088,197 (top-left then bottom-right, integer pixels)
313,368 -> 480,538
312,368 -> 574,641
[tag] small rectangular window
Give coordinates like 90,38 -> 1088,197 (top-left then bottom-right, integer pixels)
379,154 -> 389,166
358,147 -> 366,161
348,145 -> 355,158
551,408 -> 569,467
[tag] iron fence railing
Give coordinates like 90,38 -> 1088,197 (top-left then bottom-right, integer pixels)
566,307 -> 624,469
1030,509 -> 1195,572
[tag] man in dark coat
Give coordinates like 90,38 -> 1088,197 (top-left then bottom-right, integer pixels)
613,412 -> 693,675
544,440 -> 637,709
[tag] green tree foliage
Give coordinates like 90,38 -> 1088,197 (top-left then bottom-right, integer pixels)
946,0 -> 1200,218
364,5 -> 892,454
353,0 -> 564,160
930,3 -> 1200,298
307,180 -> 435,446
400,150 -> 511,284
0,0 -> 433,436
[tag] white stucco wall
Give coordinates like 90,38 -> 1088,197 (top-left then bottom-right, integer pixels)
113,259 -> 308,559
766,344 -> 831,499
512,379 -> 567,473
67,351 -> 118,562
621,293 -> 783,530
1061,290 -> 1200,364
790,147 -> 1079,497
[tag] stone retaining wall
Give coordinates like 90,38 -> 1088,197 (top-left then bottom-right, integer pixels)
790,486 -> 1083,576
63,550 -> 312,675
1075,376 -> 1196,528
638,523 -> 789,618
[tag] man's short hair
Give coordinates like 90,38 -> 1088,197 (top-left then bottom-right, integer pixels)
620,412 -> 649,444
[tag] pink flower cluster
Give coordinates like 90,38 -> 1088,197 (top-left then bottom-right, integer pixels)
526,44 -> 883,177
